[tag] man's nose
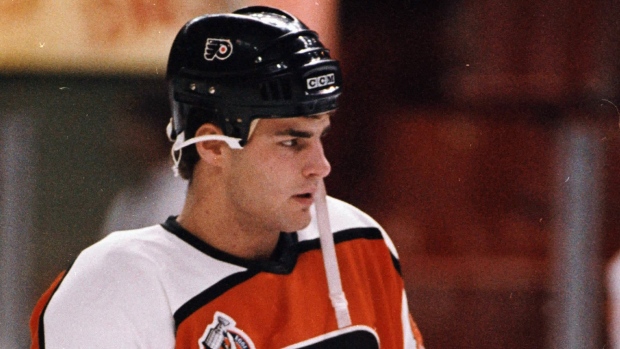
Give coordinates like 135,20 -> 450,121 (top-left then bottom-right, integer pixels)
303,141 -> 331,179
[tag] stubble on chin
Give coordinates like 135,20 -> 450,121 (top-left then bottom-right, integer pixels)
280,210 -> 313,233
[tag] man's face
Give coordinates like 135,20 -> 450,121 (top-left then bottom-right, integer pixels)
224,114 -> 332,234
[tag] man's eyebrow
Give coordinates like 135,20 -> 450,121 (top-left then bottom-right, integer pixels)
275,128 -> 313,138
274,125 -> 331,138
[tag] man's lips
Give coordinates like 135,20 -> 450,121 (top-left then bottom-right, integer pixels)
292,190 -> 315,205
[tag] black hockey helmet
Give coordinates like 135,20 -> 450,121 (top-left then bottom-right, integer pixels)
166,6 -> 342,146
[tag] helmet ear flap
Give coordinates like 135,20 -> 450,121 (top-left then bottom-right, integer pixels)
166,118 -> 175,142
167,82 -> 183,142
166,100 -> 186,141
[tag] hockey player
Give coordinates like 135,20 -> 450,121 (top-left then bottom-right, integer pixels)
30,6 -> 424,349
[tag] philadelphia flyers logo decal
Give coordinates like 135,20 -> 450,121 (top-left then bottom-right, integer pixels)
204,39 -> 233,61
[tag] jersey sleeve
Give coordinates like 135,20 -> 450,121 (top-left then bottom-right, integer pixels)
349,203 -> 425,348
401,289 -> 425,349
30,237 -> 176,348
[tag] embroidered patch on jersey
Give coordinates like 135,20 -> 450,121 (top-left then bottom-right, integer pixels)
204,38 -> 233,61
199,312 -> 255,349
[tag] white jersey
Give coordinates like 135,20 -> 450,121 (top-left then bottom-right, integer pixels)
31,197 -> 424,348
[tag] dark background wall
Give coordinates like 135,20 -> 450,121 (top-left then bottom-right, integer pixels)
326,0 -> 620,348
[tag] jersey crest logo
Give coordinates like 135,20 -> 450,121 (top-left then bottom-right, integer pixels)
204,39 -> 233,61
199,312 -> 255,349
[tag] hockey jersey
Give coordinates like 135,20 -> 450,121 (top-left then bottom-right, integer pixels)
30,197 -> 424,348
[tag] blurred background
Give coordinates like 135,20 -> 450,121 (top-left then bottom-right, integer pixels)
1,0 -> 620,348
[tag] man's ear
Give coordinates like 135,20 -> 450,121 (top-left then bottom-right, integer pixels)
194,123 -> 225,165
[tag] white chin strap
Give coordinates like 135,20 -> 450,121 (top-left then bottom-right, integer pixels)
166,120 -> 243,177
316,179 -> 352,328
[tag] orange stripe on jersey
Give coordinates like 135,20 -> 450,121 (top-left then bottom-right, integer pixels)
175,228 -> 406,348
30,270 -> 67,349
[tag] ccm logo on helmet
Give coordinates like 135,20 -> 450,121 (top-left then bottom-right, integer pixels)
306,73 -> 335,90
204,38 -> 233,61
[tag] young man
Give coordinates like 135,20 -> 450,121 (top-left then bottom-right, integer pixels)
30,6 -> 424,349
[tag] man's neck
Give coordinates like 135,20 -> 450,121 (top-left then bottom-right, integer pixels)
176,189 -> 281,261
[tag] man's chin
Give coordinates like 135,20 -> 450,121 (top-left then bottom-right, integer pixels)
280,213 -> 312,233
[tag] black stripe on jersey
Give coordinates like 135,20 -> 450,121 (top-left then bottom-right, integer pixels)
391,254 -> 402,276
162,217 -> 299,274
298,227 -> 402,276
297,227 -> 384,253
173,270 -> 259,330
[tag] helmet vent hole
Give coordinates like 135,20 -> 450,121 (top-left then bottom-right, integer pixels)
281,79 -> 292,100
259,82 -> 271,100
270,81 -> 281,100
259,79 -> 292,101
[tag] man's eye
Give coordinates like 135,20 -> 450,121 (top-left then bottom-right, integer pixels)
280,139 -> 298,147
